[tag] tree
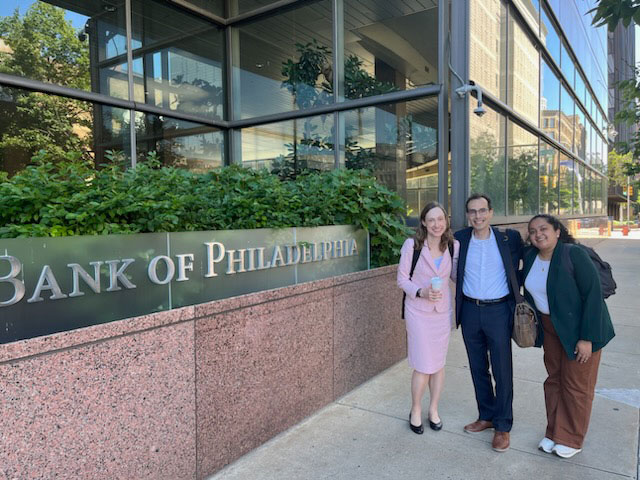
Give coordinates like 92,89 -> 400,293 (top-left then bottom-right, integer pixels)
276,41 -> 397,180
612,67 -> 640,176
590,1 -> 640,177
590,0 -> 640,31
470,134 -> 505,214
0,3 -> 92,173
607,150 -> 634,186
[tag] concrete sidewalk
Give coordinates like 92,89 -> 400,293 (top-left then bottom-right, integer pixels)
210,239 -> 640,480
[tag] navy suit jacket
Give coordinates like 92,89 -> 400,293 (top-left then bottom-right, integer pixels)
453,226 -> 524,328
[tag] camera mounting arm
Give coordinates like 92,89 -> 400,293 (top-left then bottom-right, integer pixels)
454,83 -> 485,116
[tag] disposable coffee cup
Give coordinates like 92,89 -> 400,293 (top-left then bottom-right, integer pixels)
430,276 -> 443,292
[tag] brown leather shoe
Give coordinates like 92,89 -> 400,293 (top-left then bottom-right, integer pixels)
463,420 -> 493,434
492,431 -> 510,452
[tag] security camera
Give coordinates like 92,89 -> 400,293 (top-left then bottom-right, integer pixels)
473,104 -> 487,117
78,22 -> 89,42
455,83 -> 487,117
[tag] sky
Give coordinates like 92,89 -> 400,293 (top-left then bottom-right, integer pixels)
0,1 -> 87,30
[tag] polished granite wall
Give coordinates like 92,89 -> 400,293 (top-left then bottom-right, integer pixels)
0,265 -> 405,480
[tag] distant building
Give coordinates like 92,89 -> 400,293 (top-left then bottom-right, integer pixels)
607,23 -> 636,220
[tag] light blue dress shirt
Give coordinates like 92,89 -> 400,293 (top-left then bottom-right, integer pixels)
462,229 -> 510,300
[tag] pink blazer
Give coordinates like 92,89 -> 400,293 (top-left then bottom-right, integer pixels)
397,237 -> 460,313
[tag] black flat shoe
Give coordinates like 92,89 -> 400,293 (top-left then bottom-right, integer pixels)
409,413 -> 424,435
429,417 -> 443,431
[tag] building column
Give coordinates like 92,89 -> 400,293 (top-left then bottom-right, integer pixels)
449,0 -> 470,229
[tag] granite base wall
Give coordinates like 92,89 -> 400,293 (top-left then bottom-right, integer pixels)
0,265 -> 405,480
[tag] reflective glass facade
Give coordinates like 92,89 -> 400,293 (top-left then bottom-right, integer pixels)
0,0 -> 609,224
470,0 -> 608,219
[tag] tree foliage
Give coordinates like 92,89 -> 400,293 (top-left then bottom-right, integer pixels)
590,0 -> 640,31
0,151 -> 411,267
277,41 -> 398,180
607,150 -> 637,186
612,66 -> 640,176
590,1 -> 640,177
0,3 -> 89,88
0,4 -> 93,172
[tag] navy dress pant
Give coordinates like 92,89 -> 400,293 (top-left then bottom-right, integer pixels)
460,299 -> 513,432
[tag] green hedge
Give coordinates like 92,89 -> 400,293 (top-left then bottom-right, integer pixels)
0,152 -> 412,267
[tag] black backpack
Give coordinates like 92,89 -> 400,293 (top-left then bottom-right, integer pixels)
561,243 -> 617,299
401,241 -> 454,319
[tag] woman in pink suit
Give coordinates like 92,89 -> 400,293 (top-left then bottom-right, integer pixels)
398,202 -> 459,434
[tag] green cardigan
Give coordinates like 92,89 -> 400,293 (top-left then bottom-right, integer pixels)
523,241 -> 615,359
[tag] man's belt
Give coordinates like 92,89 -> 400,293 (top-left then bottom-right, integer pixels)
462,294 -> 511,306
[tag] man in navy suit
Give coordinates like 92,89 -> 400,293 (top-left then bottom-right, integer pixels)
454,194 -> 523,452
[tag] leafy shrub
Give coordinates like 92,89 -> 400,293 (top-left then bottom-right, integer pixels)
0,151 -> 412,267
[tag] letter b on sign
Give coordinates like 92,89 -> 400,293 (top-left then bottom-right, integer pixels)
0,256 -> 26,307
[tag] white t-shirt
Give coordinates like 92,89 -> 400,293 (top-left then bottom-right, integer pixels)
524,255 -> 551,315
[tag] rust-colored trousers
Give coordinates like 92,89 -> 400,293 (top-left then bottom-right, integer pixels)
540,314 -> 601,449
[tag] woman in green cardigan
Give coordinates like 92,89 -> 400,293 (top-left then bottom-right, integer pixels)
524,214 -> 614,459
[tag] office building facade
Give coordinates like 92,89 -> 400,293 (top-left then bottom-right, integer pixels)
0,0 -> 609,228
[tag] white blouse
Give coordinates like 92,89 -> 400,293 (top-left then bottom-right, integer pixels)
524,255 -> 551,315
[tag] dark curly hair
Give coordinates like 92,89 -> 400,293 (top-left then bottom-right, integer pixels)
527,214 -> 577,244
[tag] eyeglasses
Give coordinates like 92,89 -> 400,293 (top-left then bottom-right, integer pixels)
467,208 -> 489,217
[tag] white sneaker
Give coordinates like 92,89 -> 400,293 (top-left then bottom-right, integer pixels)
538,437 -> 555,453
552,444 -> 582,458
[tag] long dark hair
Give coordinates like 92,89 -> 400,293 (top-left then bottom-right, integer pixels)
527,214 -> 577,244
413,202 -> 454,252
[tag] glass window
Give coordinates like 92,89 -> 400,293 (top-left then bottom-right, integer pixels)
575,72 -> 586,107
592,130 -> 602,170
343,1 -> 438,100
593,171 -> 603,214
575,107 -> 586,160
131,0 -> 224,120
135,112 -> 223,170
584,119 -> 591,164
507,122 -> 538,216
0,1 -> 128,99
470,103 -> 506,216
343,97 -> 438,218
0,85 -> 130,175
540,61 -> 559,140
232,1 -> 333,119
590,123 -> 597,168
558,154 -> 573,215
540,5 -> 560,62
559,84 -> 574,151
240,114 -> 333,177
177,0 -> 224,17
539,140 -> 559,214
507,13 -> 539,125
225,0 -> 284,17
587,169 -> 594,214
560,43 -> 575,88
576,162 -> 585,215
470,0 -> 507,101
